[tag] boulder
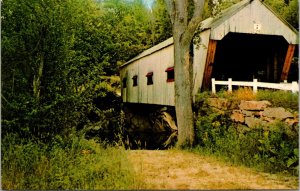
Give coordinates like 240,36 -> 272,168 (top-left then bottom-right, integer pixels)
152,111 -> 178,133
285,118 -> 299,126
239,100 -> 271,111
245,117 -> 267,128
262,107 -> 293,120
231,110 -> 245,123
242,110 -> 255,117
207,98 -> 230,110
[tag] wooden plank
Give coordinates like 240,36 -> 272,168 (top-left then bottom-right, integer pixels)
202,40 -> 217,90
280,44 -> 296,81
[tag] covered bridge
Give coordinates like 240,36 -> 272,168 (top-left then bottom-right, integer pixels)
120,0 -> 298,107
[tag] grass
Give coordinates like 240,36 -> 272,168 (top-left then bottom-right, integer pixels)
216,88 -> 298,110
1,133 -> 141,190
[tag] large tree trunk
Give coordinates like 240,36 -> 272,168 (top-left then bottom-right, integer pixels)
165,0 -> 205,147
174,39 -> 195,146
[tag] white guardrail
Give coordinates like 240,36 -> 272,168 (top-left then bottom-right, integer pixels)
211,78 -> 299,94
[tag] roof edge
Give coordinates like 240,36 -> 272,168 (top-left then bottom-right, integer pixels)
120,37 -> 174,68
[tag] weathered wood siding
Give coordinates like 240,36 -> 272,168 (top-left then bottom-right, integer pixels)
192,29 -> 211,99
120,45 -> 175,106
210,0 -> 298,44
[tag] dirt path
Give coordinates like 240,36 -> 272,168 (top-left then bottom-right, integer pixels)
127,149 -> 298,190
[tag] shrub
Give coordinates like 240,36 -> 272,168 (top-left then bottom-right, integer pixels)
256,90 -> 298,111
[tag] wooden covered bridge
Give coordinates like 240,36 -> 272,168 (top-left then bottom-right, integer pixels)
120,0 -> 298,107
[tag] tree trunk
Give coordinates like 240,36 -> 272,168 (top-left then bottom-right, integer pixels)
33,53 -> 44,101
164,0 -> 205,147
174,38 -> 195,146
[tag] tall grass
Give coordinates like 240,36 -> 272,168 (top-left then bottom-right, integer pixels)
2,133 -> 141,190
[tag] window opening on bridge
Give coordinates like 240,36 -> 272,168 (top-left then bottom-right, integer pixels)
165,67 -> 174,82
122,78 -> 127,88
146,72 -> 153,85
132,75 -> 138,86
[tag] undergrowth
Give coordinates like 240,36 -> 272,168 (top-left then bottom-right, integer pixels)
1,133 -> 142,190
194,89 -> 299,176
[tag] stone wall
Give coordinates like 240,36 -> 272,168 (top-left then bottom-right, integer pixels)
206,98 -> 298,128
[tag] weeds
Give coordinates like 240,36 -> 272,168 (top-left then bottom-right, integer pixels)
194,89 -> 299,176
1,133 -> 140,190
256,90 -> 298,111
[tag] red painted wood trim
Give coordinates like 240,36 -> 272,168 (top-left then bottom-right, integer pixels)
165,67 -> 174,72
202,40 -> 218,89
280,44 -> 296,81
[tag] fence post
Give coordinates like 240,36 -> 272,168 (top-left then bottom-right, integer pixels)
253,79 -> 258,93
228,78 -> 232,93
292,81 -> 298,93
212,78 -> 216,94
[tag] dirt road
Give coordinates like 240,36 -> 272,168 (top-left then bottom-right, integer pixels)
127,149 -> 298,190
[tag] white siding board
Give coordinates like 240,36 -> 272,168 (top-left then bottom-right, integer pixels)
121,43 -> 175,106
211,0 -> 298,44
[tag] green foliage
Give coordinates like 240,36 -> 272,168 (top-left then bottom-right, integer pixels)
264,0 -> 299,29
256,90 -> 299,111
98,0 -> 158,74
1,133 -> 141,190
2,0 -> 103,140
151,0 -> 173,44
1,0 -> 170,143
194,90 -> 299,175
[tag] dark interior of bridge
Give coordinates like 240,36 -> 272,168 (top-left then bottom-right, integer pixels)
212,32 -> 298,83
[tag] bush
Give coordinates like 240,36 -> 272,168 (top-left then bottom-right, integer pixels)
1,133 -> 141,190
256,90 -> 298,111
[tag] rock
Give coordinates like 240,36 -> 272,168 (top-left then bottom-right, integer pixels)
231,110 -> 245,123
245,117 -> 267,128
239,100 -> 271,111
285,118 -> 299,126
262,116 -> 274,123
262,107 -> 293,120
207,98 -> 230,110
162,112 -> 178,131
242,110 -> 255,117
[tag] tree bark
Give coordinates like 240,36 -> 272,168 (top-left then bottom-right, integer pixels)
33,53 -> 44,101
165,0 -> 205,147
174,39 -> 195,146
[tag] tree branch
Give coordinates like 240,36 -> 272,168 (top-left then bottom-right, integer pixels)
164,0 -> 175,25
183,0 -> 205,44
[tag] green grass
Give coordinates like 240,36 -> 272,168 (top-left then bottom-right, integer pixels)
1,134 -> 141,190
256,90 -> 299,111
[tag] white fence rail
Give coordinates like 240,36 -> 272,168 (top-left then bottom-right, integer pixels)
211,78 -> 299,94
